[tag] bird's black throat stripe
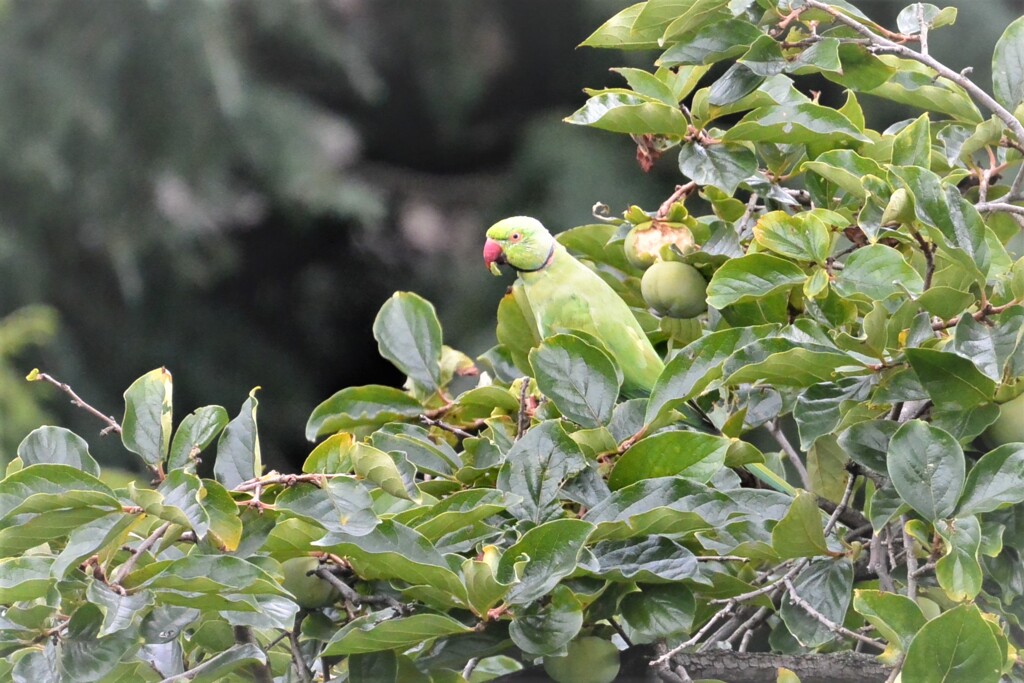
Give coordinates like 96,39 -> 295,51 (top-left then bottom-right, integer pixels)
515,243 -> 556,273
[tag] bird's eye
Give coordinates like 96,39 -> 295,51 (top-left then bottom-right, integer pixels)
510,232 -> 521,242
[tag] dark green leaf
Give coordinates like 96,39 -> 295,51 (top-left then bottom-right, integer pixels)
86,581 -> 153,637
952,313 -> 1021,383
887,420 -> 964,522
794,378 -> 873,450
0,556 -> 54,602
657,19 -> 763,66
499,420 -> 587,524
589,536 -> 700,582
275,476 -> 379,536
496,518 -> 594,604
779,559 -> 854,648
121,367 -> 173,467
0,464 -> 119,522
903,604 -> 1002,683
323,612 -> 472,656
935,515 -> 982,601
59,604 -> 140,683
508,585 -> 582,656
585,477 -> 732,542
678,141 -> 756,195
707,63 -> 765,107
213,388 -> 261,489
838,420 -> 896,473
958,444 -> 1024,516
167,406 -> 228,473
156,470 -> 209,538
621,584 -> 695,639
738,34 -> 787,77
529,334 -> 620,428
306,386 -> 425,441
609,431 -> 730,489
181,644 -> 267,683
373,291 -> 444,394
905,348 -> 996,410
17,426 -> 99,476
351,442 -> 419,502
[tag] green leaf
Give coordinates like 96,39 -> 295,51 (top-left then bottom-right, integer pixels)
317,521 -> 467,601
824,44 -> 896,91
794,379 -> 872,451
499,420 -> 587,524
564,92 -> 689,135
897,4 -> 957,33
529,334 -> 620,428
86,581 -> 153,637
0,464 -> 119,522
838,420 -> 896,473
306,386 -> 425,441
867,56 -> 981,123
181,644 -> 267,683
723,103 -> 868,145
738,34 -> 787,77
834,244 -> 924,302
323,612 -> 472,656
140,554 -> 285,596
411,489 -> 510,542
657,19 -> 763,66
935,515 -> 982,601
201,479 -> 243,552
621,584 -> 695,639
903,604 -> 1002,683
892,114 -> 931,167
905,348 -> 996,410
508,585 -> 582,656
17,426 -> 99,476
59,603 -> 140,683
580,4 -> 661,50
853,589 -> 926,663
646,326 -> 775,424
275,476 -> 379,536
609,431 -> 730,489
707,64 -> 765,107
610,67 -> 676,105
678,141 -> 756,195
0,556 -> 54,602
802,150 -> 885,200
167,406 -> 228,473
214,388 -> 261,489
589,536 -> 699,582
660,0 -> 730,40
585,477 -> 730,542
461,557 -> 509,617
772,491 -> 829,559
496,518 -> 594,605
373,292 -> 443,394
887,420 -> 964,522
706,253 -> 806,309
155,470 -> 209,538
779,559 -> 854,648
957,444 -> 1024,516
52,514 -> 139,577
351,442 -> 419,502
752,211 -> 830,264
121,367 -> 173,467
993,16 -> 1024,110
951,313 -> 1021,383
721,341 -> 857,387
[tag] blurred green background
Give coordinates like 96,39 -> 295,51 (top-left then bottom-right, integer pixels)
1,0 -> 1021,473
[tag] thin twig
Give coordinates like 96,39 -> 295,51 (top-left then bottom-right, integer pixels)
728,606 -> 772,651
766,419 -> 812,489
870,528 -> 896,593
31,370 -> 122,435
824,475 -> 857,536
608,616 -> 634,648
420,415 -> 475,439
932,299 -> 1020,330
911,561 -> 937,578
783,578 -> 885,650
802,0 -> 1024,199
657,182 -> 697,219
288,613 -> 313,683
314,567 -> 406,612
232,626 -> 274,683
976,201 -> 1024,215
916,3 -> 929,56
885,653 -> 906,683
515,378 -> 531,440
111,522 -> 172,585
711,560 -> 807,606
901,515 -> 918,598
462,658 -> 480,680
910,230 -> 934,290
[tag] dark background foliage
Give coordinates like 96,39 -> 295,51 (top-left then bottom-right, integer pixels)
0,0 -> 1020,472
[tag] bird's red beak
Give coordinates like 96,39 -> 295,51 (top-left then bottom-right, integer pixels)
483,238 -> 505,274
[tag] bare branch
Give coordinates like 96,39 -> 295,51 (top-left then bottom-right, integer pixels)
766,419 -> 812,489
111,522 -> 172,586
30,370 -> 122,435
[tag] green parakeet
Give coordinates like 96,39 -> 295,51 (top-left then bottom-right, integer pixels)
483,216 -> 664,395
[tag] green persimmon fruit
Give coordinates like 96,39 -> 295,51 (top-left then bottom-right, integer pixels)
641,261 -> 708,318
543,636 -> 620,683
281,557 -> 340,609
984,390 -> 1024,446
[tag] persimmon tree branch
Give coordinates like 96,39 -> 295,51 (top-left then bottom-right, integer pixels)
29,369 -> 122,436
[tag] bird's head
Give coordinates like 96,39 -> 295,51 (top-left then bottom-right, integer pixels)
483,216 -> 555,276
